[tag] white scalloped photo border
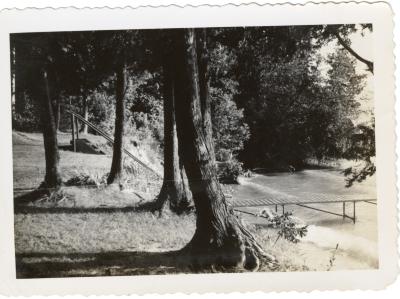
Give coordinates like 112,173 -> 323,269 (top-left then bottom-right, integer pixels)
0,1 -> 396,295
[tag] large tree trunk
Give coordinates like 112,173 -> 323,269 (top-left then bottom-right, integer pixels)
153,63 -> 193,214
196,29 -> 215,163
173,29 -> 273,270
107,63 -> 127,185
41,69 -> 62,188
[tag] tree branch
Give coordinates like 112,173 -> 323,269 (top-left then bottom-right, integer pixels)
333,31 -> 374,74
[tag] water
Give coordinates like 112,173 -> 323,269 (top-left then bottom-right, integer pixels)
250,169 -> 376,198
233,169 -> 378,270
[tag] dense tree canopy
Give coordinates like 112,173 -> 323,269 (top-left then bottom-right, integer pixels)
11,24 -> 374,182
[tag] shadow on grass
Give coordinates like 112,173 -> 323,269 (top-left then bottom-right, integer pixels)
14,205 -> 142,214
14,188 -> 50,205
14,188 -> 153,215
16,250 -> 208,278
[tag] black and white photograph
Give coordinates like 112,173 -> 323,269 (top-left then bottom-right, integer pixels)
10,23 -> 379,278
0,1 -> 397,294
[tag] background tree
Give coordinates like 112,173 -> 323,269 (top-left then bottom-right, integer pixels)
107,60 -> 127,185
12,33 -> 65,189
209,26 -> 371,174
11,34 -> 43,132
92,30 -> 141,186
310,49 -> 366,160
152,58 -> 193,213
138,31 -> 193,213
39,66 -> 62,188
323,24 -> 376,184
207,37 -> 250,182
322,24 -> 373,73
58,31 -> 104,133
232,26 -> 326,169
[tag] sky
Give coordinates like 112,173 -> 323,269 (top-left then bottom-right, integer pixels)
319,25 -> 374,124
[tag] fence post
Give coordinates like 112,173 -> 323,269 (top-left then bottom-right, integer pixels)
343,202 -> 346,219
71,114 -> 76,152
75,116 -> 79,140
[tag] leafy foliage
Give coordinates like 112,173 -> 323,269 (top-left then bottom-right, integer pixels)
11,25 -> 374,187
342,122 -> 376,187
12,96 -> 41,132
126,71 -> 164,144
260,211 -> 308,244
65,173 -> 106,187
275,215 -> 308,244
217,159 -> 244,184
215,26 -> 370,171
209,41 -> 250,161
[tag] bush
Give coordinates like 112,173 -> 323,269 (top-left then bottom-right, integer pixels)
217,158 -> 243,184
65,171 -> 107,187
268,212 -> 308,244
12,97 -> 41,132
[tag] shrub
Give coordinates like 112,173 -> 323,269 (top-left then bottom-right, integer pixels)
65,171 -> 107,187
12,97 -> 41,132
217,158 -> 243,184
258,211 -> 308,244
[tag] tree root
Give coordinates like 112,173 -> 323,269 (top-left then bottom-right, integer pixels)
236,217 -> 278,271
138,182 -> 194,216
15,182 -> 63,206
180,212 -> 278,272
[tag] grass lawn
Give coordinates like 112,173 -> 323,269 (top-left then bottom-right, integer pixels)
13,131 -> 340,278
13,131 -> 112,190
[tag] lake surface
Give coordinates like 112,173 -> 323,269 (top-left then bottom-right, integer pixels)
249,169 -> 376,198
233,169 -> 378,270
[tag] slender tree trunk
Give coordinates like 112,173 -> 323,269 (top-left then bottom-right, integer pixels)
40,69 -> 62,188
173,29 -> 273,270
107,63 -> 126,185
11,45 -> 16,108
81,95 -> 89,134
13,42 -> 25,115
153,62 -> 193,214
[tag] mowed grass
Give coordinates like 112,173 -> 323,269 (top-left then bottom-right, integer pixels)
15,211 -> 197,277
13,131 -> 197,277
13,131 -> 321,277
15,209 -> 313,277
13,131 -> 112,190
15,212 -> 196,254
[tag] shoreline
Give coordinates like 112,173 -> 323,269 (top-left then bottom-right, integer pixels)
232,170 -> 378,271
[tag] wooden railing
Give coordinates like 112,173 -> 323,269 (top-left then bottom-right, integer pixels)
65,108 -> 162,179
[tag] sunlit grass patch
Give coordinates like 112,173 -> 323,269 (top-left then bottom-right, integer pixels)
15,211 -> 196,255
22,186 -> 147,209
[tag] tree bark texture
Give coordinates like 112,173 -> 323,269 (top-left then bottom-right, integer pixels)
173,29 -> 272,270
40,68 -> 62,188
154,62 -> 193,214
196,29 -> 216,164
55,100 -> 61,131
107,63 -> 127,185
